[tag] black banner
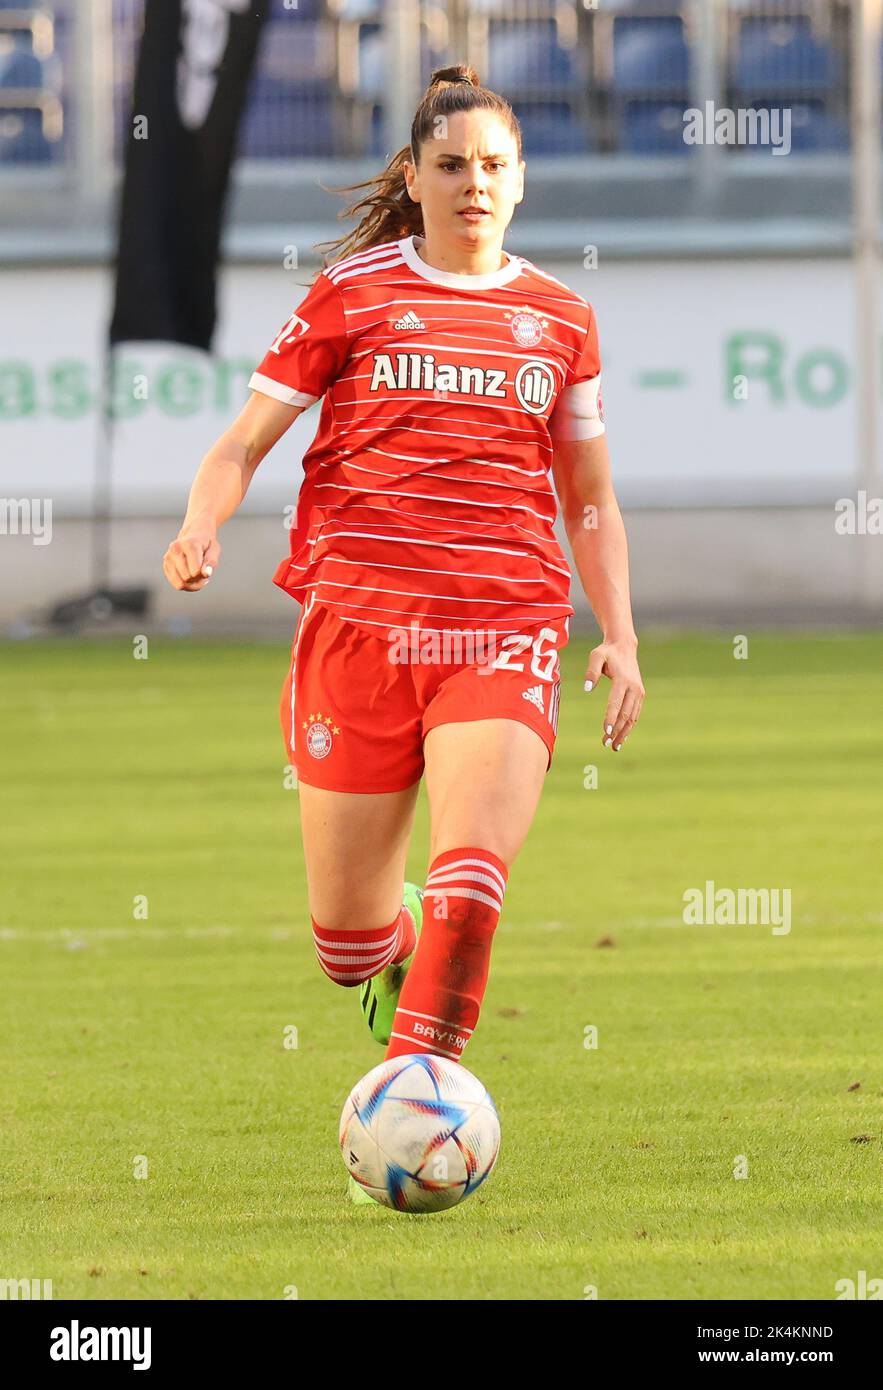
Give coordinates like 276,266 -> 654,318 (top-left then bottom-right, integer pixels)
5,1299 -> 881,1371
109,0 -> 267,351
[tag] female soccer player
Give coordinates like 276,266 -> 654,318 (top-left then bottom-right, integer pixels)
164,65 -> 644,1171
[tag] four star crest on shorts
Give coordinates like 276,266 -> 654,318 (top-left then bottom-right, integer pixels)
302,709 -> 341,760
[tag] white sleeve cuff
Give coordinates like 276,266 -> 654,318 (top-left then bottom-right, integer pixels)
248,372 -> 318,409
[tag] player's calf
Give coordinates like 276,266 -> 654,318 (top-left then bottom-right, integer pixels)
385,848 -> 509,1063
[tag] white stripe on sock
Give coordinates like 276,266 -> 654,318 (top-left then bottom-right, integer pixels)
426,855 -> 507,895
389,1031 -> 463,1061
312,929 -> 398,952
425,867 -> 505,905
316,950 -> 397,973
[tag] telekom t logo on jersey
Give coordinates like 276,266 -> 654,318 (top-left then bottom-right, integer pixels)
269,312 -> 311,355
370,353 -> 555,414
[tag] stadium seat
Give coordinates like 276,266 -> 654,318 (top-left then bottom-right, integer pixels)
0,107 -> 53,162
781,105 -> 849,152
619,100 -> 692,155
0,44 -> 63,163
0,49 -> 60,91
254,19 -> 335,88
515,103 -> 590,155
487,22 -> 582,93
741,100 -> 849,153
266,0 -> 324,19
239,93 -> 338,157
612,17 -> 690,96
733,18 -> 838,94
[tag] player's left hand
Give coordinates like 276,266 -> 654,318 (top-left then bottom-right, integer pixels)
584,639 -> 644,751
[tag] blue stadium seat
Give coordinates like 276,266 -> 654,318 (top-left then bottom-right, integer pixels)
0,108 -> 53,162
515,103 -> 590,155
0,49 -> 59,91
254,19 -> 335,88
487,22 -> 581,92
239,93 -> 337,157
619,100 -> 692,154
741,100 -> 849,153
266,0 -> 325,19
733,18 -> 838,94
612,17 -> 690,96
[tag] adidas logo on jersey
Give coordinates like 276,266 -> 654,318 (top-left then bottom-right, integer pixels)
393,310 -> 426,331
521,684 -> 545,714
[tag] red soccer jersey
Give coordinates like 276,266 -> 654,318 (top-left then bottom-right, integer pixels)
249,234 -> 605,639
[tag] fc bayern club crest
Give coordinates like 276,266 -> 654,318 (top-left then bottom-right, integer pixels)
302,709 -> 340,759
507,307 -> 547,347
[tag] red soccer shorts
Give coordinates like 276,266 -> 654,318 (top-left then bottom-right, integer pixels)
279,595 -> 571,793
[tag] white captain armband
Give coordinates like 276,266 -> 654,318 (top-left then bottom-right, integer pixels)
548,375 -> 605,442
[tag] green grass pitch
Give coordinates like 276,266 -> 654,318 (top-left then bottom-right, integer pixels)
1,631 -> 881,1300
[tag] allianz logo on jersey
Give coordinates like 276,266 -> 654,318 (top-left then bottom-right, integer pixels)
370,351 -> 555,414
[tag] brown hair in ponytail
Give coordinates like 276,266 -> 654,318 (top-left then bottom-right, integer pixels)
312,64 -> 522,277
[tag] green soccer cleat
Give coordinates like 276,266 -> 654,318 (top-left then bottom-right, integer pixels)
347,1174 -> 381,1206
359,882 -> 424,1046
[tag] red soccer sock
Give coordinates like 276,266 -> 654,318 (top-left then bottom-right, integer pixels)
385,848 -> 509,1062
312,902 -> 416,987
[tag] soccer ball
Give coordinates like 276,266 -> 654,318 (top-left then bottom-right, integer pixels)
339,1053 -> 501,1213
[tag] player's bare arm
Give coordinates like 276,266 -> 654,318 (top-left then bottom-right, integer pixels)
162,391 -> 303,593
551,432 -> 645,752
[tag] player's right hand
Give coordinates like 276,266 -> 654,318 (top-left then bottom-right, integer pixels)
162,524 -> 221,592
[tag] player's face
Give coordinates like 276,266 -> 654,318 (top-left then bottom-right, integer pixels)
407,111 -> 525,253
